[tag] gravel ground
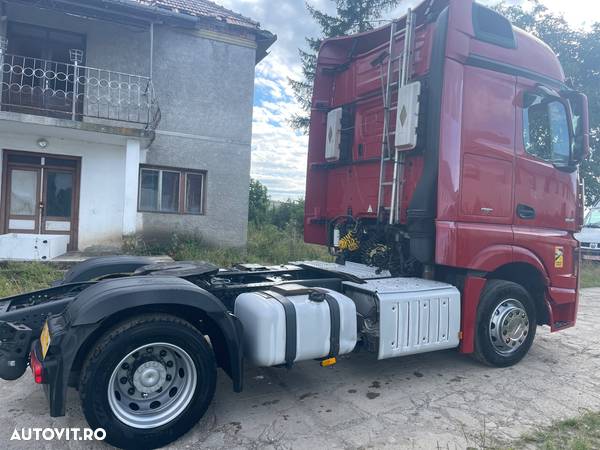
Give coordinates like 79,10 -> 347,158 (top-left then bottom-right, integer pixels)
1,289 -> 599,449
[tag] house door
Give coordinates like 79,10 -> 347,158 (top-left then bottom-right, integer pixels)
2,151 -> 80,249
5,165 -> 41,234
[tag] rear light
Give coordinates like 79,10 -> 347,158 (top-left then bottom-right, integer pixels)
30,349 -> 45,384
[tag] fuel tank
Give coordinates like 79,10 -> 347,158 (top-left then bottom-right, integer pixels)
234,284 -> 357,367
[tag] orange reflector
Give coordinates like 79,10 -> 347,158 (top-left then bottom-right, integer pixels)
320,357 -> 337,367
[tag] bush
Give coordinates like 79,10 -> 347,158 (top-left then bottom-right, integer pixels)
249,179 -> 270,225
246,224 -> 329,264
248,179 -> 305,234
269,199 -> 305,233
123,224 -> 331,267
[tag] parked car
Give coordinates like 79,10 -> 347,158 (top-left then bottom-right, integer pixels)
576,208 -> 600,261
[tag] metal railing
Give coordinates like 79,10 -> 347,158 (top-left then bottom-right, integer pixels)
0,53 -> 161,130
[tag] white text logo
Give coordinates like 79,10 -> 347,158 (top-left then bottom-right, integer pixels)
10,428 -> 106,441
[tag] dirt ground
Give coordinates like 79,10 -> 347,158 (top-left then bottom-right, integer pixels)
1,289 -> 599,449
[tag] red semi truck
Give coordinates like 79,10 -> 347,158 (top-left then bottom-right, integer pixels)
0,1 -> 590,448
305,0 -> 589,355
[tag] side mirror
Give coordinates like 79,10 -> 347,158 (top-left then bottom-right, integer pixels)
564,92 -> 590,163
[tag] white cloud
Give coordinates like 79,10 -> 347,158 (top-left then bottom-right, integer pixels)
250,54 -> 308,200
219,0 -> 599,200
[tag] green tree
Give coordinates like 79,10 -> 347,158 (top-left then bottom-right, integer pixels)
248,178 -> 270,224
290,0 -> 402,132
495,0 -> 600,206
270,199 -> 306,232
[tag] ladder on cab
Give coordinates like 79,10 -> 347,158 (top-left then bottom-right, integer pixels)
376,8 -> 417,225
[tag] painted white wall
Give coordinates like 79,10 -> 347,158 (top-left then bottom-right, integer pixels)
0,131 -> 130,250
123,140 -> 141,235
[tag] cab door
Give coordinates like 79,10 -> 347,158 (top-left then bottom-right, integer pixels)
451,66 -> 516,268
513,77 -> 578,285
514,77 -> 578,232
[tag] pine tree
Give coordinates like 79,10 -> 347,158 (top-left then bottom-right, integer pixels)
290,0 -> 402,132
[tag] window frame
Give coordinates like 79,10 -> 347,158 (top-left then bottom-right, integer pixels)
137,165 -> 206,215
521,92 -> 574,168
184,172 -> 205,215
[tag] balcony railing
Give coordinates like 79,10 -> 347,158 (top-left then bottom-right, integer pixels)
0,54 -> 161,130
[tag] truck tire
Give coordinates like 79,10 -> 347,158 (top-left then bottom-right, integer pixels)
79,314 -> 216,449
473,280 -> 537,367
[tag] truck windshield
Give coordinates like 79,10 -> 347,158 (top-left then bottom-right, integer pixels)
584,209 -> 600,228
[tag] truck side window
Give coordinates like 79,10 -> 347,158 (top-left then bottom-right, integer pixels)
523,93 -> 571,166
472,3 -> 517,49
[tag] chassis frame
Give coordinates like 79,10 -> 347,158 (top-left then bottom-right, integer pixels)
0,256 -> 385,417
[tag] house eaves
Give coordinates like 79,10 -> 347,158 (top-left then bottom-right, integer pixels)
6,0 -> 277,64
5,0 -> 276,63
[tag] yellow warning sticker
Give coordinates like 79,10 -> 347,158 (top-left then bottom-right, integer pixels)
555,246 -> 564,269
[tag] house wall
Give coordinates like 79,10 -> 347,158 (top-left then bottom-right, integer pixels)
144,26 -> 256,247
6,4 -> 257,248
0,132 -> 127,250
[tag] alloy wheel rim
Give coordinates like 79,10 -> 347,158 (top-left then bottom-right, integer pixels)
489,298 -> 530,355
108,342 -> 197,429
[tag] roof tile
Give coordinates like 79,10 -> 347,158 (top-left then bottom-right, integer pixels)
134,0 -> 260,29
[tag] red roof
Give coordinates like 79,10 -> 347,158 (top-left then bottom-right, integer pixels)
135,0 -> 260,29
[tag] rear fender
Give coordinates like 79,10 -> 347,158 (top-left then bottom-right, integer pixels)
47,276 -> 243,417
59,255 -> 156,284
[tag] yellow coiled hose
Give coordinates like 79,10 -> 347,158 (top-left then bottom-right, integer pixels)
338,231 -> 360,252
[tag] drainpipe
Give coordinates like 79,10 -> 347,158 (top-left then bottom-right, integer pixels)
0,2 -> 7,112
0,38 -> 5,112
149,22 -> 154,80
148,22 -> 155,127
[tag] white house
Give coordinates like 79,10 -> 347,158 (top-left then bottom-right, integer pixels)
0,0 -> 275,258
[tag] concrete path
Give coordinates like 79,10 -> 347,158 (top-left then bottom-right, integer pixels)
2,289 -> 600,449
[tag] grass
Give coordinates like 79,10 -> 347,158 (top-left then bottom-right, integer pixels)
580,262 -> 600,288
0,262 -> 62,298
504,411 -> 600,450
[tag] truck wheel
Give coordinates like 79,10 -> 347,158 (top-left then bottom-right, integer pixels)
474,280 -> 537,367
79,314 -> 216,449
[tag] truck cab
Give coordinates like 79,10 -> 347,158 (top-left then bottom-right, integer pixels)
305,0 -> 589,341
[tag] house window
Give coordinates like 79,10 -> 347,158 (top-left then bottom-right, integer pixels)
138,166 -> 205,214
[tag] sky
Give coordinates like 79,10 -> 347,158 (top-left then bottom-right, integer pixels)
218,0 -> 600,200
